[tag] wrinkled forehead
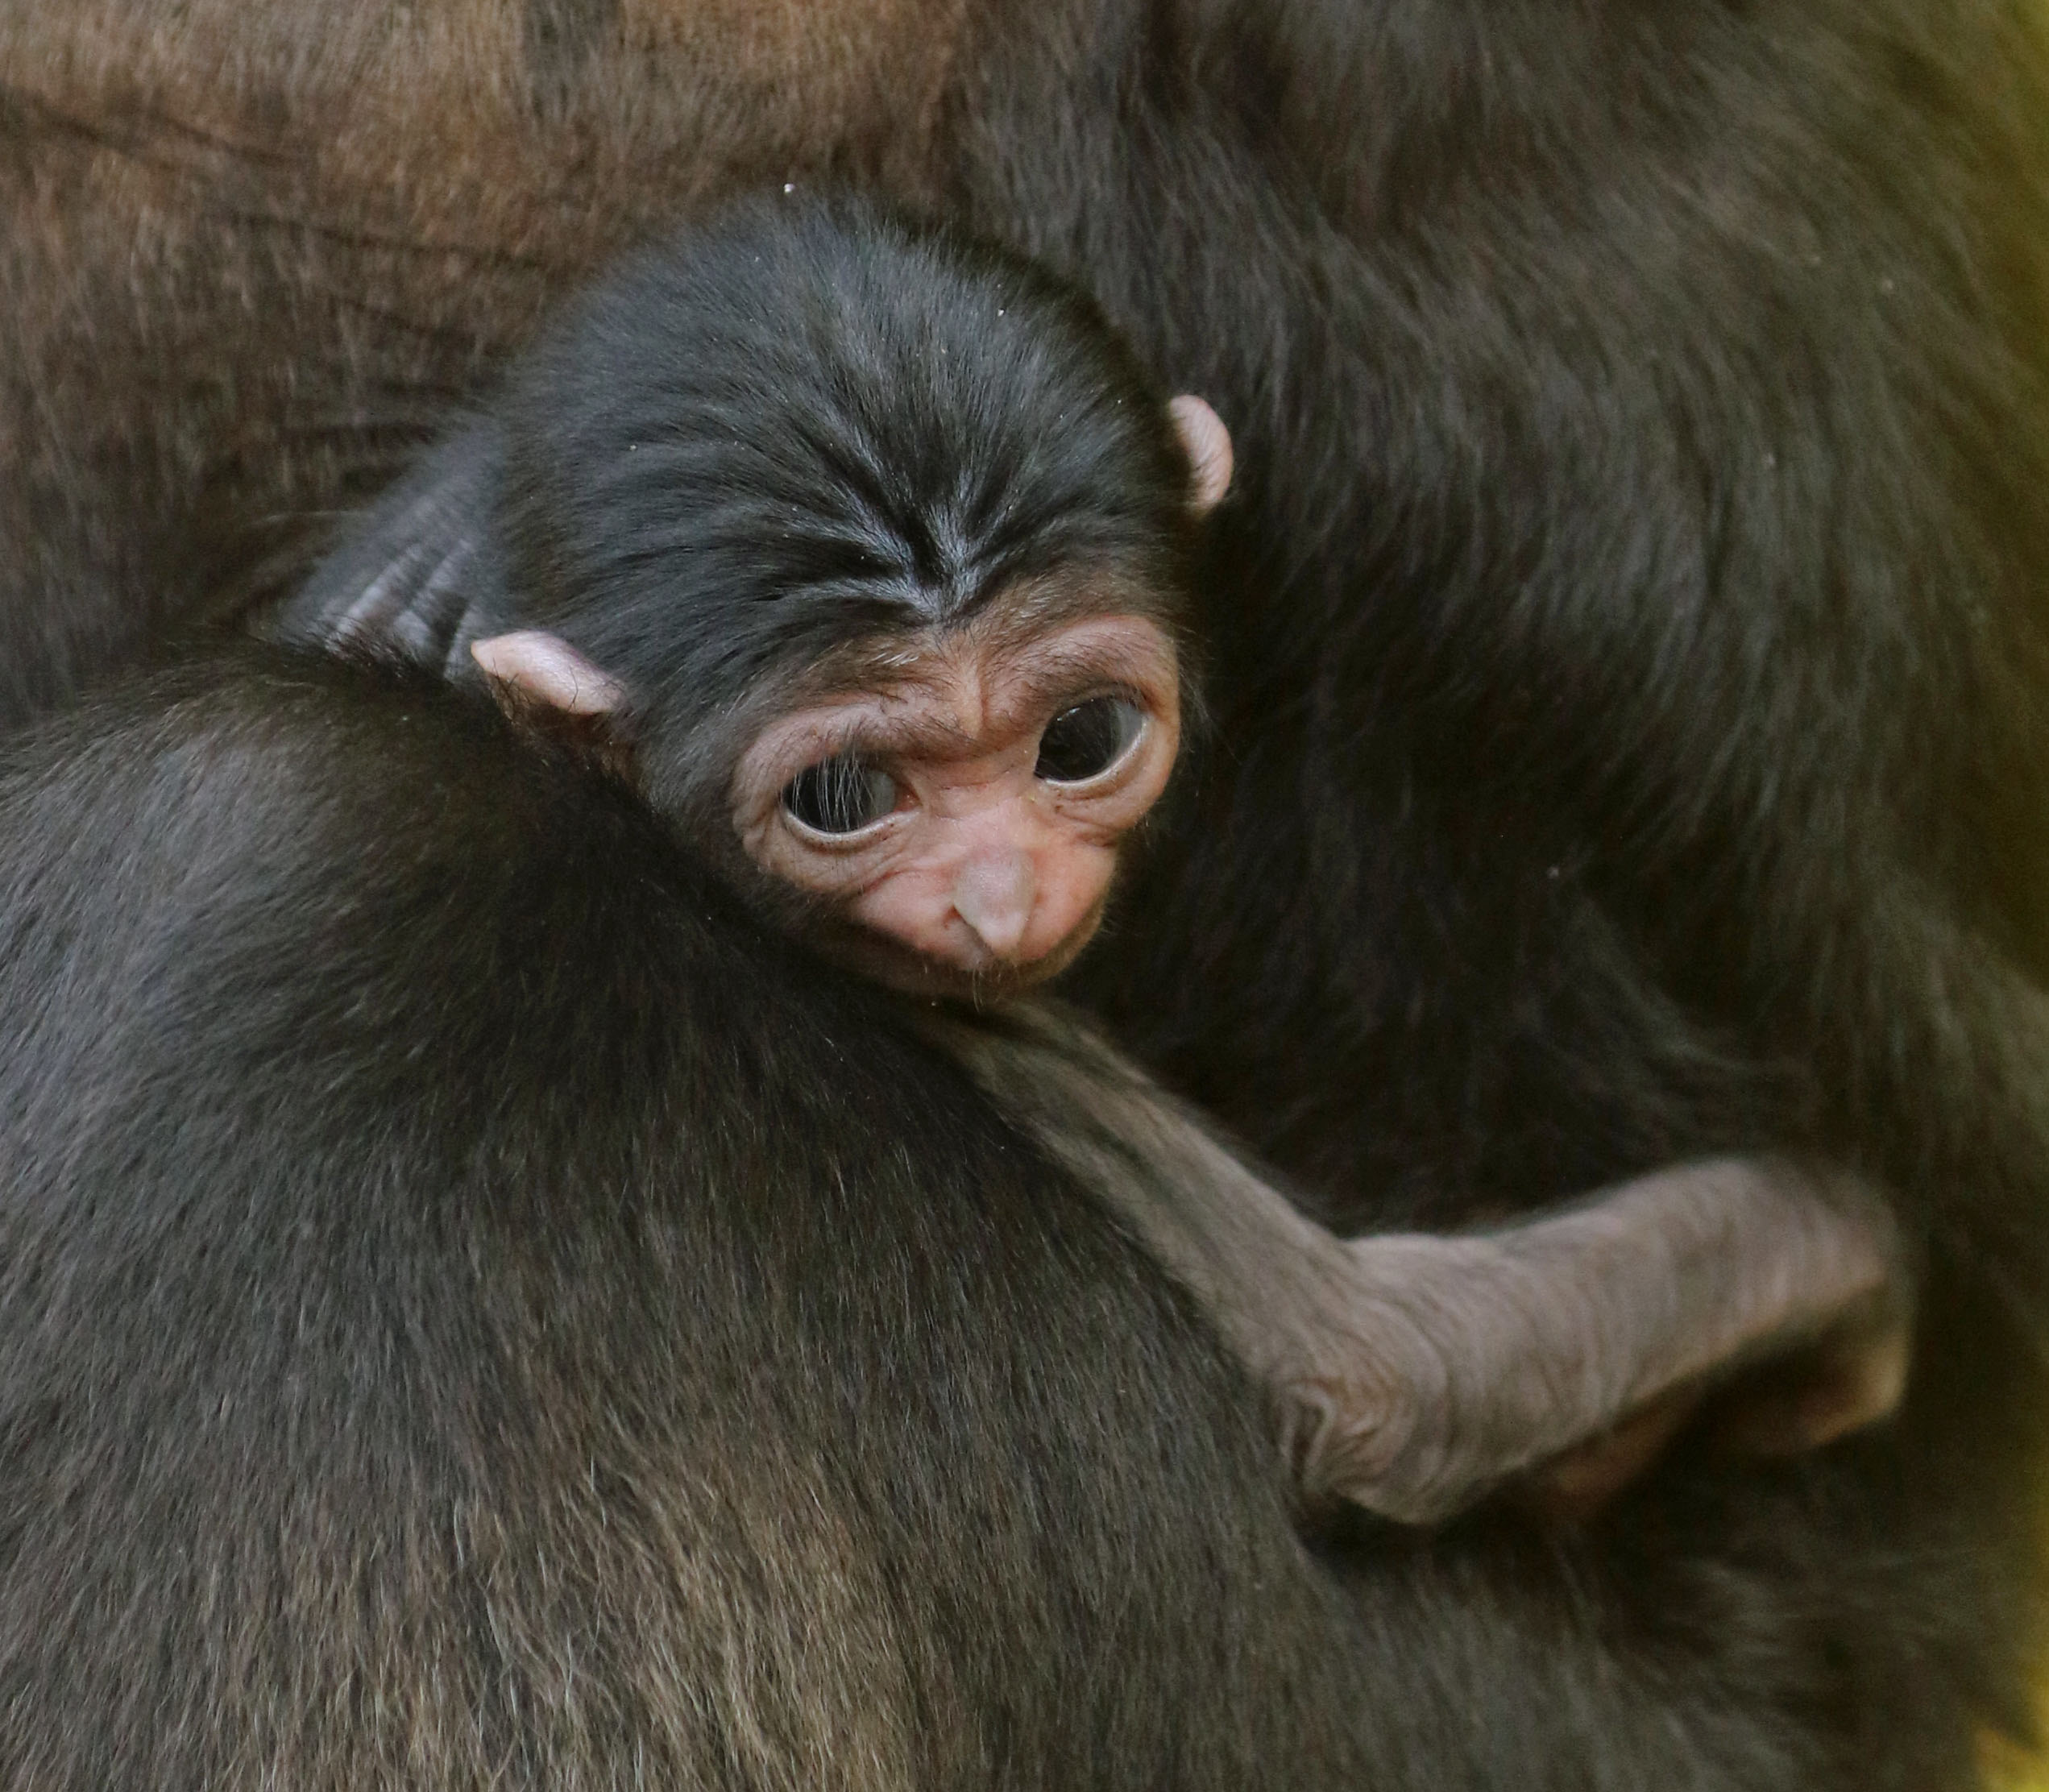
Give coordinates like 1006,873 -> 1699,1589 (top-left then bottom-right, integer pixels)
784,571 -> 1186,702
648,570 -> 1188,805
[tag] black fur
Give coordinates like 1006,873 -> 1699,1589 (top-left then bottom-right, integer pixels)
0,645 -> 1383,1788
275,197 -> 1197,731
942,4 -> 2049,1780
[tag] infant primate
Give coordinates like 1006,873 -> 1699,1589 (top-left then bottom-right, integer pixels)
276,195 -> 1908,1522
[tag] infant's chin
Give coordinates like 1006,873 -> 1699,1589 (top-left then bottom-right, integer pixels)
829,931 -> 1080,1006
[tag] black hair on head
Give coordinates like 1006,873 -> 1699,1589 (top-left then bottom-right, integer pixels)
496,192 -> 1197,730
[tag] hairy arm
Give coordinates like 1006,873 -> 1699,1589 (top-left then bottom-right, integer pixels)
930,1000 -> 1909,1524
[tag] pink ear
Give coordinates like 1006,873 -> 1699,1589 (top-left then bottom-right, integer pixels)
471,631 -> 628,716
1168,394 -> 1234,515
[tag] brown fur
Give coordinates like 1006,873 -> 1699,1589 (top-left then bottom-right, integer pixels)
0,0 -> 962,713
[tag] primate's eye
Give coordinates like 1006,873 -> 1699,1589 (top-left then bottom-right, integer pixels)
781,756 -> 899,836
1035,696 -> 1145,784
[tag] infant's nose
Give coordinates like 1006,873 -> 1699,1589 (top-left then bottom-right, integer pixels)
951,851 -> 1037,960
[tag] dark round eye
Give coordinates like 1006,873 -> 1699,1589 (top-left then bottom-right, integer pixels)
781,756 -> 900,836
1034,696 -> 1145,784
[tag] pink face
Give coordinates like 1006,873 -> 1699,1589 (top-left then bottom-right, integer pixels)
728,614 -> 1183,995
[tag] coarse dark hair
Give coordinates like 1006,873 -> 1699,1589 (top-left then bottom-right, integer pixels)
499,194 -> 1199,724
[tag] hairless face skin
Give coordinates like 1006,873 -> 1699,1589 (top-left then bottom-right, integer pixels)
728,613 -> 1184,989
